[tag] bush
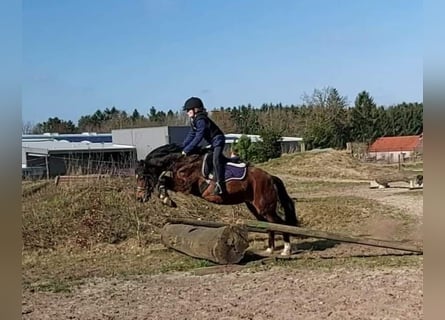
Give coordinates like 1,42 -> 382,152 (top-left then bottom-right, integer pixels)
232,129 -> 282,163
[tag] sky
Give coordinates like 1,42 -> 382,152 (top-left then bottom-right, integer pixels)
22,0 -> 423,124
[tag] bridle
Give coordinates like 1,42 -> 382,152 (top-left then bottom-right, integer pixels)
136,173 -> 154,201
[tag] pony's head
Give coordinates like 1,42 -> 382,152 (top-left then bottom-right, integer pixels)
135,160 -> 155,202
135,143 -> 183,202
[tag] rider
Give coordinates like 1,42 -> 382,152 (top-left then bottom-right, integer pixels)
181,96 -> 226,195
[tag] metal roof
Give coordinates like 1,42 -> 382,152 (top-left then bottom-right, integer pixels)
225,133 -> 303,143
22,133 -> 112,143
22,140 -> 135,154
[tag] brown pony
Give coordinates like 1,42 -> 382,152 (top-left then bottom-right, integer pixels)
135,143 -> 299,255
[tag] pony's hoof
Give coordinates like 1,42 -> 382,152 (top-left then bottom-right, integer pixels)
280,243 -> 292,256
162,197 -> 177,208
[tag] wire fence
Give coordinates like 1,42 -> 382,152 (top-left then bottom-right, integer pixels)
23,153 -> 136,180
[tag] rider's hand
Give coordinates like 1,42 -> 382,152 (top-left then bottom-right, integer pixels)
181,151 -> 187,156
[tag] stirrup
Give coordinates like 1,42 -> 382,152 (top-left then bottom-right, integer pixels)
213,182 -> 224,195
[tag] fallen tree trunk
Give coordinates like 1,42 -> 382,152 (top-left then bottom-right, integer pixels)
160,224 -> 249,264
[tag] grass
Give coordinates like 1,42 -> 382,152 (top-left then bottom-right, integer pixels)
23,245 -> 216,293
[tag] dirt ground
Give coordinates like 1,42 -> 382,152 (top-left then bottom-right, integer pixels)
22,179 -> 423,320
22,266 -> 422,320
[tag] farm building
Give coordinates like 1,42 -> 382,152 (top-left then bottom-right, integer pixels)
112,127 -> 305,160
367,134 -> 423,163
112,126 -> 192,160
22,140 -> 136,179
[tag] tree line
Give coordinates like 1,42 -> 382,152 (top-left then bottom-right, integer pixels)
23,87 -> 422,151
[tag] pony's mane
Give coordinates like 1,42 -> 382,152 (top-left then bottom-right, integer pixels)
146,143 -> 182,159
144,143 -> 183,170
143,143 -> 211,174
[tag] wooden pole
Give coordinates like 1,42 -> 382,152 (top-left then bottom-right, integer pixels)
45,155 -> 50,180
242,220 -> 422,254
167,218 -> 266,234
167,218 -> 422,254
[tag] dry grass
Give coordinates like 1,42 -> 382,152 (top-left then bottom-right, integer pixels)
260,149 -> 422,181
22,150 -> 423,292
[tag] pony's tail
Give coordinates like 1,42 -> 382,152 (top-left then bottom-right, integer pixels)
272,175 -> 299,227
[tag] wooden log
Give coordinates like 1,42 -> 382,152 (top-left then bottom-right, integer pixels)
167,218 -> 423,254
372,172 -> 421,189
160,224 -> 249,264
371,176 -> 423,189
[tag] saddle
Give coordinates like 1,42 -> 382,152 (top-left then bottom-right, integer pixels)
202,152 -> 247,182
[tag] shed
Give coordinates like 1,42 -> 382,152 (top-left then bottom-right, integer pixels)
112,126 -> 192,160
22,140 -> 137,178
367,134 -> 423,163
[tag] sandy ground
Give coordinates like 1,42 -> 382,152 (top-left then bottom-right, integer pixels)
22,266 -> 422,320
22,181 -> 423,320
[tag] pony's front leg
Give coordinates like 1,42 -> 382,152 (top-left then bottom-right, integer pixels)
158,171 -> 177,208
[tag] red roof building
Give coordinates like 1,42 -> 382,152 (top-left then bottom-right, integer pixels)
368,135 -> 423,152
368,134 -> 423,162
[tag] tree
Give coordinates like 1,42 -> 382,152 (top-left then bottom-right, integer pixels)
230,104 -> 260,134
326,87 -> 351,148
22,121 -> 35,134
255,128 -> 282,162
233,130 -> 282,163
131,109 -> 141,122
350,91 -> 382,143
232,134 -> 252,162
78,115 -> 96,132
33,117 -> 78,133
302,87 -> 350,149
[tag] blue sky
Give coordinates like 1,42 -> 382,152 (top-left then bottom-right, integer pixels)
22,0 -> 422,124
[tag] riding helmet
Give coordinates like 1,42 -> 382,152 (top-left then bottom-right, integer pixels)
183,97 -> 204,111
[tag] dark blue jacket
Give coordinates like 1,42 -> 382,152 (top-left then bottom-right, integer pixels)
182,112 -> 225,154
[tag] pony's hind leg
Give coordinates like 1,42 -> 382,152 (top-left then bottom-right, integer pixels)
265,213 -> 293,256
246,202 -> 292,255
280,231 -> 292,256
281,240 -> 292,256
245,202 -> 276,254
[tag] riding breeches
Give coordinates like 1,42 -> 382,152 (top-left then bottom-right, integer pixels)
213,145 -> 225,183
